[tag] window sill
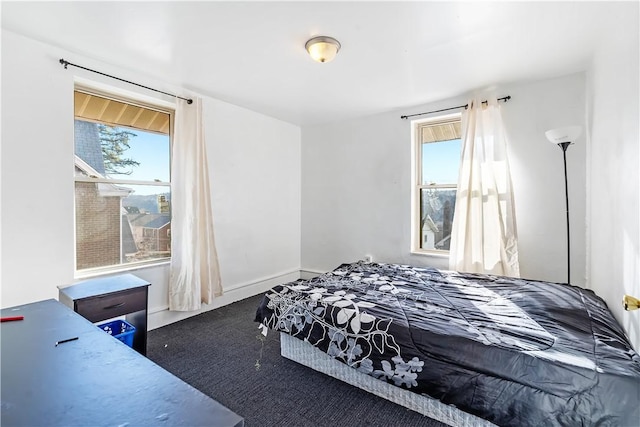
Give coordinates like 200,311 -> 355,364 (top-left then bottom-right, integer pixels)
75,259 -> 170,280
410,250 -> 450,259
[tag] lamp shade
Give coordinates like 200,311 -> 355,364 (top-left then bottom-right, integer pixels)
545,126 -> 582,144
305,36 -> 341,63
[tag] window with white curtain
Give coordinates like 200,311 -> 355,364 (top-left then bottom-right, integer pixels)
73,87 -> 173,275
411,113 -> 462,254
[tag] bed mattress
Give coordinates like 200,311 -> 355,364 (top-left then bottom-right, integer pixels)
255,261 -> 640,426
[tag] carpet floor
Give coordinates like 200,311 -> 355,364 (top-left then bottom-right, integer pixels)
147,294 -> 447,427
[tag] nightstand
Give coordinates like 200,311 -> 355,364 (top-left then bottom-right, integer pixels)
58,273 -> 151,355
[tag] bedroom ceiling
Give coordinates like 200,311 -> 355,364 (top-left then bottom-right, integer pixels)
0,1 -> 620,126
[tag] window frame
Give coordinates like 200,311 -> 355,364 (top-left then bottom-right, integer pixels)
73,83 -> 175,278
410,112 -> 462,256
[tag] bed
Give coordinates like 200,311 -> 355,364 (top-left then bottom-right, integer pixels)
254,261 -> 640,426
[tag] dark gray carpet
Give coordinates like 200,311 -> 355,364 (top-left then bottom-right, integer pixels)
147,294 -> 447,427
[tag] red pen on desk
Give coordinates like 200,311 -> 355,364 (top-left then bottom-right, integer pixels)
1,316 -> 24,322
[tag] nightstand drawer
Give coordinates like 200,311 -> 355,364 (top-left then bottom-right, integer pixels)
75,288 -> 147,322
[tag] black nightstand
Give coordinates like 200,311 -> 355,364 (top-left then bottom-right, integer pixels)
58,273 -> 151,355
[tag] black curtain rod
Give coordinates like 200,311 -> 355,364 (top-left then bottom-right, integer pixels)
59,58 -> 193,104
400,95 -> 511,120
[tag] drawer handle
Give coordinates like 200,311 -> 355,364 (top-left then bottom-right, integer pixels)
103,302 -> 125,310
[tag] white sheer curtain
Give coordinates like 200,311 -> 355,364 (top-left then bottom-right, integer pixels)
449,96 -> 520,277
169,97 -> 222,311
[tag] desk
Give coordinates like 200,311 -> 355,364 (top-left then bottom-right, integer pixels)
1,299 -> 244,427
58,274 -> 150,355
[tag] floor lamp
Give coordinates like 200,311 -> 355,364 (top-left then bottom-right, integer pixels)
545,126 -> 582,285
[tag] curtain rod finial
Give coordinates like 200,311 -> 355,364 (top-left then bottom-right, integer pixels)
59,58 -> 68,69
187,99 -> 193,105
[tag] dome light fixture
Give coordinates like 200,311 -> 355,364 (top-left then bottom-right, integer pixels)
305,36 -> 341,63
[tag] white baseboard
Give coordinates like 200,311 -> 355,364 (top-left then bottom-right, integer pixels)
147,269 -> 300,330
299,268 -> 325,280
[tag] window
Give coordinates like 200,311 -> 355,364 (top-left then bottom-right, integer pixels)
74,88 -> 173,274
412,114 -> 462,254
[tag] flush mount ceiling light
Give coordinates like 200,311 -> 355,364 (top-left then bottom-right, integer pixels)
305,36 -> 341,63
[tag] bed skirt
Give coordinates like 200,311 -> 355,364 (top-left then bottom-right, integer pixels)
280,333 -> 496,427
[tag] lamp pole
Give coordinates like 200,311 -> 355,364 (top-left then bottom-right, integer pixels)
558,141 -> 571,285
546,126 -> 580,286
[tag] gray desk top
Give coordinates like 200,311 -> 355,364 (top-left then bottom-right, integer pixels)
1,299 -> 244,427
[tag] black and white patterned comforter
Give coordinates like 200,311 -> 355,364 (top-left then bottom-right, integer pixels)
254,262 -> 640,426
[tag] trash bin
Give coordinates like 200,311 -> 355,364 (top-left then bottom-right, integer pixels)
97,319 -> 136,348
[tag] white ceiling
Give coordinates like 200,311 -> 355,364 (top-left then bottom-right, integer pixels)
0,1 -> 620,126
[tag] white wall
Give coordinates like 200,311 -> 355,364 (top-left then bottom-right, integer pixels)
0,30 -> 301,328
302,73 -> 587,287
586,4 -> 639,350
502,75 -> 587,284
